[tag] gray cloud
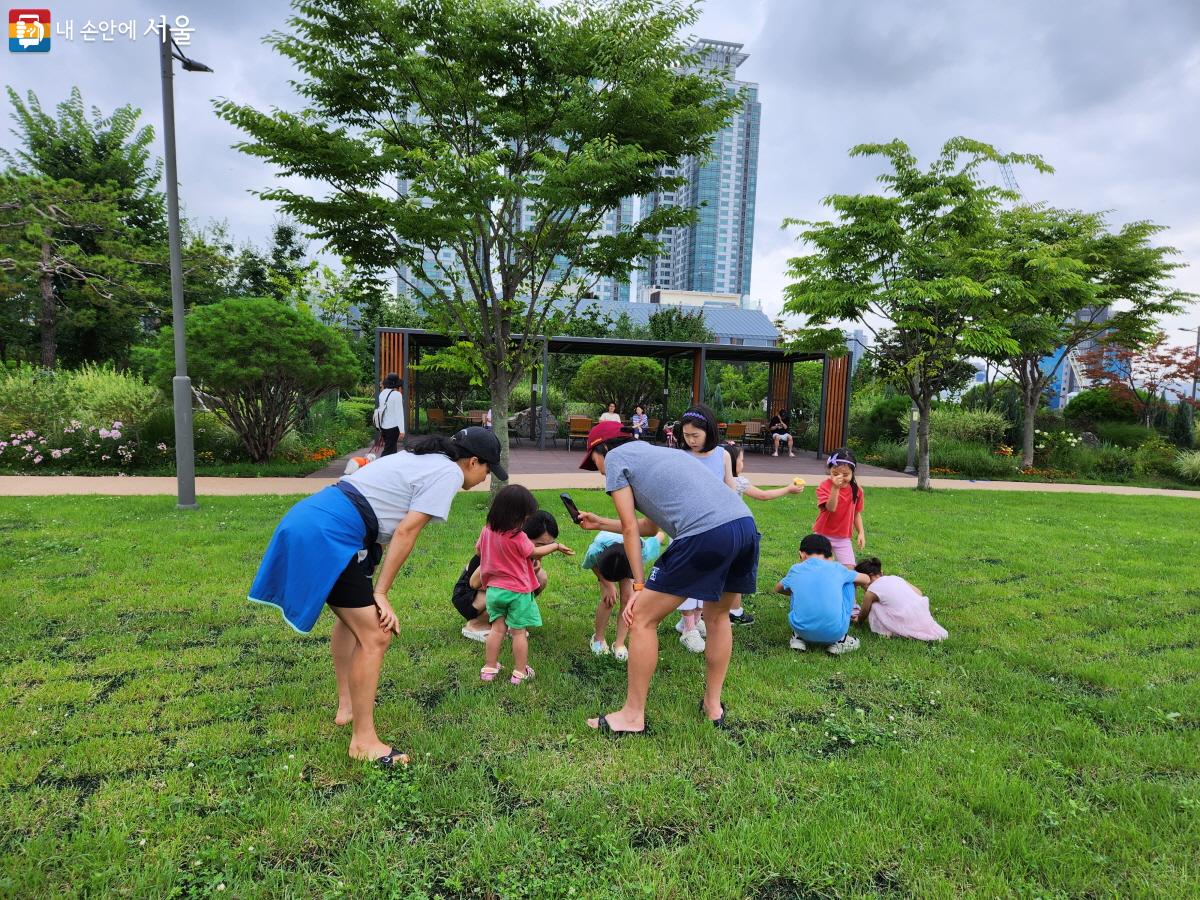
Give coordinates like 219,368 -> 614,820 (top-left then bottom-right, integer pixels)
4,0 -> 1197,337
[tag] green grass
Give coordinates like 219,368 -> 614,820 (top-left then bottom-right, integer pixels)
1,490 -> 1197,898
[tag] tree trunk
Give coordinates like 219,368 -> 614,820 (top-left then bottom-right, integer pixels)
38,242 -> 56,368
916,395 -> 932,490
1021,385 -> 1039,469
490,375 -> 513,493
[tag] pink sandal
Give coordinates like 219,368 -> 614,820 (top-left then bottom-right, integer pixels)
510,666 -> 535,685
480,665 -> 504,682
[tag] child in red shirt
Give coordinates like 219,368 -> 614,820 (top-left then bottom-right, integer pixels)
477,485 -> 573,684
813,447 -> 866,567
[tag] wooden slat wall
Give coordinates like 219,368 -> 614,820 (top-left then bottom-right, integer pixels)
767,361 -> 791,418
821,355 -> 851,453
379,332 -> 408,425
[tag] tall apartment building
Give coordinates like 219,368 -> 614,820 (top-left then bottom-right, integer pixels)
643,39 -> 761,299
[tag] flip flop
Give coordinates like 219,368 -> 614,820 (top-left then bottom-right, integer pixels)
698,698 -> 728,729
376,747 -> 409,768
593,713 -> 648,737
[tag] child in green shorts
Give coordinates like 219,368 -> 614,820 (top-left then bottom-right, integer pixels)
476,485 -> 574,684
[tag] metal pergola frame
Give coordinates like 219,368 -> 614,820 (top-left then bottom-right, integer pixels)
375,327 -> 851,455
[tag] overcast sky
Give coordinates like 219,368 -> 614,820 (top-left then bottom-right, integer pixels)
4,1 -> 1198,345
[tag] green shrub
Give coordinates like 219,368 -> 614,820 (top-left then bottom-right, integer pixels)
867,439 -> 1018,478
1064,386 -> 1137,426
855,394 -> 910,446
1132,436 -> 1178,478
0,365 -> 74,435
1174,450 -> 1200,484
1090,444 -> 1134,479
1169,403 -> 1195,449
570,356 -> 663,414
65,364 -> 162,431
900,406 -> 1010,446
1094,422 -> 1159,449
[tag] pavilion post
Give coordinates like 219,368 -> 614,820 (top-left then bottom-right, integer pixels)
538,339 -> 549,450
691,348 -> 706,405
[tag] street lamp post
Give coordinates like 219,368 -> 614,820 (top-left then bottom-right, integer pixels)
158,27 -> 211,510
1182,327 -> 1200,405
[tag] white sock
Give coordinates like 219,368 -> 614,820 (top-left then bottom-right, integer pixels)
730,606 -> 744,617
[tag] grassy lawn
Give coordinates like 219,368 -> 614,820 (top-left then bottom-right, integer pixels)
1,489 -> 1197,898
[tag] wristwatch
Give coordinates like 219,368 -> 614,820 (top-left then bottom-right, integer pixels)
632,582 -> 645,592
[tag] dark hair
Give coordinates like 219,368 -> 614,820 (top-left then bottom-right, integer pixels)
855,557 -> 883,577
635,405 -> 644,414
826,446 -> 860,507
607,402 -> 617,410
596,544 -> 633,582
725,443 -> 744,473
673,403 -> 720,453
523,509 -> 559,540
799,533 -> 834,558
406,434 -> 473,461
486,484 -> 538,534
590,436 -> 633,461
383,372 -> 402,389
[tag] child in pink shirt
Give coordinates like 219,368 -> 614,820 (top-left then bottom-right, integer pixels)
852,557 -> 948,641
477,485 -> 573,684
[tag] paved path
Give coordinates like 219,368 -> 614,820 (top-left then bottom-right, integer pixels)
2,472 -> 1198,499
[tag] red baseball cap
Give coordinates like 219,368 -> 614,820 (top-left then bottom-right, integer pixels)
579,420 -> 628,470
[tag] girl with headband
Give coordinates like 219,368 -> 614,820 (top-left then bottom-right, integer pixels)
813,447 -> 866,567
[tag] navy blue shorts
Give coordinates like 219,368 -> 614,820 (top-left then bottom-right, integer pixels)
646,516 -> 759,601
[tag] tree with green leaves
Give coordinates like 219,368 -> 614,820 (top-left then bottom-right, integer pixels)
783,138 -> 1046,488
2,87 -> 167,365
0,175 -> 148,367
571,355 -> 662,414
217,0 -> 738,476
150,298 -> 357,462
988,204 -> 1190,466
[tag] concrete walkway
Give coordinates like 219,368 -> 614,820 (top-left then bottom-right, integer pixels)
2,472 -> 1198,499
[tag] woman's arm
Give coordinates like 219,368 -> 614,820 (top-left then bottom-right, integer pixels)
372,510 -> 433,632
578,510 -> 660,537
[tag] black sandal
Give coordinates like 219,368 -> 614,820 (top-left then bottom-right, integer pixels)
698,699 -> 728,729
594,713 -> 648,737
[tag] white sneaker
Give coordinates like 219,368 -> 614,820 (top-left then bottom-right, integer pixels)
461,626 -> 490,643
590,637 -> 610,656
789,635 -> 808,652
697,618 -> 708,638
827,635 -> 860,655
679,629 -> 706,653
613,646 -> 629,662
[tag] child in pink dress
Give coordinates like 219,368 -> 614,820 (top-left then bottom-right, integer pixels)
852,558 -> 948,641
476,485 -> 574,684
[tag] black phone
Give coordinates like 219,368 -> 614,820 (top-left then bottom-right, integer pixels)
559,492 -> 582,525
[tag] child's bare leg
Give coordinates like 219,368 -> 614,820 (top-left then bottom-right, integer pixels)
484,617 -> 506,670
681,610 -> 700,632
613,580 -> 633,651
511,628 -> 529,673
593,601 -> 612,642
331,616 -> 356,725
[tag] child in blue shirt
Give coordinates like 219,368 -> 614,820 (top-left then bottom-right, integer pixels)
581,529 -> 665,660
775,533 -> 871,656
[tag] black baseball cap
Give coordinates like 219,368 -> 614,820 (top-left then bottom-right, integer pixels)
452,427 -> 507,481
799,534 -> 834,557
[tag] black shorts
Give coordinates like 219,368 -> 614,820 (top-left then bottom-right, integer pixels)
452,584 -> 481,620
645,516 -> 759,601
326,554 -> 375,609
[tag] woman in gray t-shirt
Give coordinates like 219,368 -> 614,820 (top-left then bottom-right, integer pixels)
576,422 -> 759,735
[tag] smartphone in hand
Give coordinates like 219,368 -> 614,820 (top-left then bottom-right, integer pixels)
559,492 -> 582,525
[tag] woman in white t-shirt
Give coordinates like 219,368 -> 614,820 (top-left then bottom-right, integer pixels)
249,427 -> 506,766
598,402 -> 622,423
376,372 -> 407,456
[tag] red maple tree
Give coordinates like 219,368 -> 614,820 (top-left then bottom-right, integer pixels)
1078,331 -> 1200,424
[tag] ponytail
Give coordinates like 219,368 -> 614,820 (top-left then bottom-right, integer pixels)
405,433 -> 472,462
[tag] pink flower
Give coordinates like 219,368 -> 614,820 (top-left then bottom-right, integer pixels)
0,442 -> 7,450
51,449 -> 62,459
38,438 -> 46,445
99,429 -> 111,439
33,455 -> 43,464
110,430 -> 122,440
101,454 -> 111,461
156,443 -> 167,451
112,421 -> 123,429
